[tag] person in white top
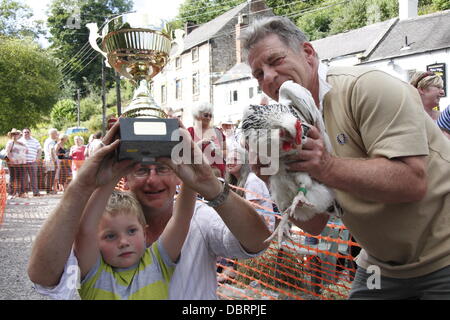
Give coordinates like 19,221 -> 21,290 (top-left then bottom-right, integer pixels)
225,147 -> 275,232
6,128 -> 28,198
43,128 -> 58,194
221,118 -> 240,156
85,132 -> 103,158
19,128 -> 42,196
28,122 -> 271,300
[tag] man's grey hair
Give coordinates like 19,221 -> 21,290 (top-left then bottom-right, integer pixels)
240,16 -> 309,61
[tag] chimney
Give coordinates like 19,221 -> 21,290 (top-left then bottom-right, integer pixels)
399,0 -> 418,20
235,14 -> 248,63
184,21 -> 198,35
249,0 -> 267,13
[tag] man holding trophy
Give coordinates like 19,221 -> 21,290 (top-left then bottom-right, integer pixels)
28,13 -> 270,299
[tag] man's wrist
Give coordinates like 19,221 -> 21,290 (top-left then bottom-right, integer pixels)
204,179 -> 230,208
202,178 -> 224,201
67,179 -> 96,196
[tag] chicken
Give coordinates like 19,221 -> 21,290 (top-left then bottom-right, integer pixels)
241,80 -> 336,244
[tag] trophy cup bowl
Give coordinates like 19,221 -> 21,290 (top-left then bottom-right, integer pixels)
87,12 -> 181,163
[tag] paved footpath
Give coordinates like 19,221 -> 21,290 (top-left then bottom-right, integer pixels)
0,194 -> 64,300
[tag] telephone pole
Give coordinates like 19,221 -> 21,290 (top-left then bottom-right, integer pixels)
115,71 -> 122,116
101,57 -> 106,135
77,89 -> 81,127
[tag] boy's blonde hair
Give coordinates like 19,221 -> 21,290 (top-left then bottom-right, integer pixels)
104,190 -> 146,227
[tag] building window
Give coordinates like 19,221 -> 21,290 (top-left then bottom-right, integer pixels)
229,90 -> 238,104
175,56 -> 181,69
192,47 -> 199,62
192,72 -> 199,96
161,84 -> 167,104
249,87 -> 254,99
176,79 -> 182,100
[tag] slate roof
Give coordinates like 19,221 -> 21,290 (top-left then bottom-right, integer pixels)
310,18 -> 397,61
180,2 -> 248,53
361,9 -> 450,63
214,62 -> 252,85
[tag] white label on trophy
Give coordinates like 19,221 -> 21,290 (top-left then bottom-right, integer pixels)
134,122 -> 167,135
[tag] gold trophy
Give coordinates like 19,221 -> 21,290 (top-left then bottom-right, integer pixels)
87,12 -> 181,163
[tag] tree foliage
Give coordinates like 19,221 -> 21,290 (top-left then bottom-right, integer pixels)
0,36 -> 61,134
51,99 -> 77,130
173,0 -> 444,42
0,0 -> 44,39
47,0 -> 133,96
173,0 -> 245,28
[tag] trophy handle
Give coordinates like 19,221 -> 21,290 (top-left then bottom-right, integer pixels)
86,22 -> 111,67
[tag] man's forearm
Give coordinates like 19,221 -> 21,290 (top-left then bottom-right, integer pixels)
28,182 -> 95,287
289,213 -> 329,236
319,156 -> 427,203
214,191 -> 271,253
162,184 -> 197,262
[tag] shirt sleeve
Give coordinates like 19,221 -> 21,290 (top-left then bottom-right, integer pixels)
32,248 -> 80,300
152,240 -> 176,284
244,173 -> 270,202
351,71 -> 429,159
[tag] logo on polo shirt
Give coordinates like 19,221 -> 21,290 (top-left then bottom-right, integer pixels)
336,133 -> 348,145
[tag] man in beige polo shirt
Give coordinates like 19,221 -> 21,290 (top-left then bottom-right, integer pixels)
242,16 -> 450,299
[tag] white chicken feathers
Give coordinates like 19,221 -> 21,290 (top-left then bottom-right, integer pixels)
241,80 -> 336,244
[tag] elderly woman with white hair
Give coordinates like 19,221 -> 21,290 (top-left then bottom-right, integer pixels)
187,101 -> 226,177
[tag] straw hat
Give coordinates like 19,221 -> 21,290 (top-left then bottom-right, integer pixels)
7,128 -> 21,138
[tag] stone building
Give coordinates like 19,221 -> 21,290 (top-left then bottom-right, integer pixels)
152,0 -> 273,126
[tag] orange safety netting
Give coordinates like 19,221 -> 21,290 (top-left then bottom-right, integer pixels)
214,183 -> 359,300
0,169 -> 6,225
0,159 -> 73,196
0,159 -> 360,299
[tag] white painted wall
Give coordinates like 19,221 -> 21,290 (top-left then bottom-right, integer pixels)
213,77 -> 268,126
153,42 -> 212,127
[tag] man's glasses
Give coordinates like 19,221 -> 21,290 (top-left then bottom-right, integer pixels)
132,165 -> 173,178
202,113 -> 212,118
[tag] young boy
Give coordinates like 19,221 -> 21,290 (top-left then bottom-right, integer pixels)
74,175 -> 196,300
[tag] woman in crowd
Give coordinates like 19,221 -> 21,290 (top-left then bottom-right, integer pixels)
410,71 -> 445,121
54,134 -> 70,191
5,128 -> 28,198
216,147 -> 275,283
225,147 -> 275,231
187,102 -> 226,177
69,135 -> 86,180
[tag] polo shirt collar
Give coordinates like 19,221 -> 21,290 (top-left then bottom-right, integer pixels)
318,62 -> 332,112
